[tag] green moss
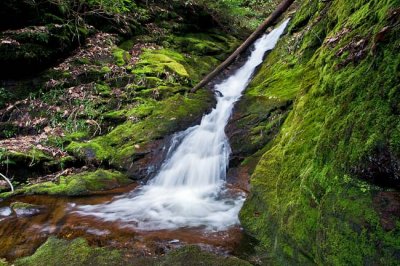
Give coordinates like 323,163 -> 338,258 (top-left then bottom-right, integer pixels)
14,238 -> 251,266
170,33 -> 232,55
0,148 -> 55,170
15,237 -> 124,266
100,66 -> 111,73
95,83 -> 111,96
12,169 -> 132,197
240,0 -> 400,264
64,131 -> 90,142
112,47 -> 131,66
67,91 -> 214,167
119,39 -> 134,51
132,49 -> 189,78
10,201 -> 39,210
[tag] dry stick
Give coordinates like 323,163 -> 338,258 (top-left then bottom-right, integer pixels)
0,172 -> 14,192
191,0 -> 295,93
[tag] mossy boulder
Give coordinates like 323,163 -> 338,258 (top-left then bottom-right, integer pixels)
67,90 -> 215,179
0,148 -> 71,185
15,237 -> 124,266
132,49 -> 190,79
10,202 -> 43,217
1,169 -> 132,198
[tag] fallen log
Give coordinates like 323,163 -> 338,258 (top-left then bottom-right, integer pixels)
191,0 -> 295,93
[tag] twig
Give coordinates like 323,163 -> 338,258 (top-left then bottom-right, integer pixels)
0,172 -> 14,192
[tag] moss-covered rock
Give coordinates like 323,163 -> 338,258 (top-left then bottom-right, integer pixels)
133,49 -> 189,78
239,0 -> 400,264
10,201 -> 39,210
15,238 -> 250,266
10,202 -> 43,216
0,169 -> 132,198
67,90 -> 215,178
0,24 -> 88,78
14,237 -> 124,266
112,47 -> 131,66
0,147 -> 73,186
169,33 -> 239,57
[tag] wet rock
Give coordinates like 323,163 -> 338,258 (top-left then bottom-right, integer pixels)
125,139 -> 168,181
10,202 -> 43,217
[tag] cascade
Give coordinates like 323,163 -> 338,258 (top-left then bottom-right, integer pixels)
76,19 -> 290,231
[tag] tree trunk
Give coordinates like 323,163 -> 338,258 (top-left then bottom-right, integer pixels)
191,0 -> 295,93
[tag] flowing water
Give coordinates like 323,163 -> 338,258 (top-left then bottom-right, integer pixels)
75,19 -> 290,231
0,19 -> 289,260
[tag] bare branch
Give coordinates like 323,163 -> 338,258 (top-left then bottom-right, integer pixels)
0,172 -> 14,192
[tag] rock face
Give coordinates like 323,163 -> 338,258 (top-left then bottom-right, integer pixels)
237,0 -> 400,264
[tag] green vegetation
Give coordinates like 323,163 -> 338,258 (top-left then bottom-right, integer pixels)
1,0 -> 399,264
15,237 -> 124,266
239,0 -> 400,264
67,90 -> 214,167
14,238 -> 250,266
10,202 -> 39,211
0,170 -> 132,198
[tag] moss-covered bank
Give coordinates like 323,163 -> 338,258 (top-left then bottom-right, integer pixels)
10,237 -> 250,266
238,0 -> 400,264
0,0 -> 239,191
1,169 -> 132,199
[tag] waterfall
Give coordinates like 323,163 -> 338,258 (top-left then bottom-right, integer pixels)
76,19 -> 290,231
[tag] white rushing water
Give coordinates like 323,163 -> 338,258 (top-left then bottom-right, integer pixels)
76,19 -> 290,231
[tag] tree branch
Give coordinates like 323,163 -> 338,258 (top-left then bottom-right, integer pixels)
0,172 -> 14,192
191,0 -> 295,93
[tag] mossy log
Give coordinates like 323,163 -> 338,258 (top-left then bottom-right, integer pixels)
190,0 -> 295,93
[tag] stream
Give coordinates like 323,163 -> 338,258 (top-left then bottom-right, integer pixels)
0,19 -> 289,260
